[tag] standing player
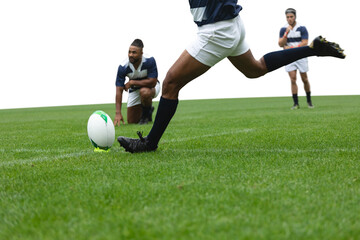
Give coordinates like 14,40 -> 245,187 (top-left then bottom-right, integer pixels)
279,8 -> 313,109
114,39 -> 160,125
117,1 -> 345,153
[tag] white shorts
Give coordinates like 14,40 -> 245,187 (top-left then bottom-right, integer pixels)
186,15 -> 250,67
127,81 -> 161,107
285,58 -> 309,73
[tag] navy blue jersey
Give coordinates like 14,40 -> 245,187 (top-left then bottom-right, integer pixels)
189,0 -> 242,26
280,23 -> 308,47
116,55 -> 158,88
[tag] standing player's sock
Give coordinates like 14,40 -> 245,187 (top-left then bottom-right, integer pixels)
292,94 -> 299,105
147,97 -> 178,148
306,91 -> 311,103
141,106 -> 151,120
264,47 -> 315,72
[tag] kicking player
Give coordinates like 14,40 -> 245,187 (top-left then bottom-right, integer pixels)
279,8 -> 313,109
117,1 -> 345,153
114,39 -> 160,125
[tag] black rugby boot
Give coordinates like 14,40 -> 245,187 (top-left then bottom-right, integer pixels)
117,131 -> 157,153
310,36 -> 346,59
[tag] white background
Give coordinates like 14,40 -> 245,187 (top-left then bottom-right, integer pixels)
1,0 -> 358,109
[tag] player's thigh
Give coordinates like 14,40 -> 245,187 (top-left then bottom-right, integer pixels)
127,104 -> 142,124
288,70 -> 297,82
227,50 -> 267,78
299,72 -> 309,83
162,50 -> 211,99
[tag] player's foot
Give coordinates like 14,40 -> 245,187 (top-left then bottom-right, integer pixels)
117,131 -> 157,153
148,106 -> 155,122
138,118 -> 149,125
291,104 -> 300,110
310,36 -> 346,59
307,101 -> 314,109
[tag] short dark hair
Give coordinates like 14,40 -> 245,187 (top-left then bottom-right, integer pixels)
131,39 -> 144,49
285,8 -> 296,16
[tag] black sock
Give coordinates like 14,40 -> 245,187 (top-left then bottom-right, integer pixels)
264,47 -> 316,72
306,92 -> 311,102
141,106 -> 151,119
292,94 -> 299,105
147,97 -> 178,148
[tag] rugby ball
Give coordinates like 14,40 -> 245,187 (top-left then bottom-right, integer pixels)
87,110 -> 115,150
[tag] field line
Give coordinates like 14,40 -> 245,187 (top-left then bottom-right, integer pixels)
162,128 -> 254,143
170,147 -> 359,153
0,150 -> 91,167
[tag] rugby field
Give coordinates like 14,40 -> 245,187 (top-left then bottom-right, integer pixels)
1,95 -> 359,239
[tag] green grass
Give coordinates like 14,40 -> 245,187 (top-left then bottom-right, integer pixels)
0,95 -> 359,240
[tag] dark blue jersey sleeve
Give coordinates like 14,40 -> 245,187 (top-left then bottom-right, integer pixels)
298,26 -> 309,40
145,57 -> 158,79
115,65 -> 126,87
279,27 -> 286,38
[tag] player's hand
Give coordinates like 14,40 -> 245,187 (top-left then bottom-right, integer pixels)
286,25 -> 293,33
124,82 -> 130,91
114,113 -> 125,126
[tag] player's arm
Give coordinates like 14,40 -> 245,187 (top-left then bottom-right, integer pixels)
114,64 -> 127,126
125,56 -> 158,90
278,36 -> 288,48
298,39 -> 308,47
125,77 -> 157,90
114,86 -> 125,126
298,26 -> 309,47
279,26 -> 293,48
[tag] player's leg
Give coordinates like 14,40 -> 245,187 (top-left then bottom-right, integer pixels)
138,87 -> 155,124
300,72 -> 313,108
262,36 -> 345,73
230,37 -> 345,77
127,105 -> 142,124
126,91 -> 142,124
300,72 -> 310,93
162,50 -> 211,99
228,47 -> 315,78
148,81 -> 161,122
289,70 -> 300,109
227,50 -> 268,78
146,50 -> 210,147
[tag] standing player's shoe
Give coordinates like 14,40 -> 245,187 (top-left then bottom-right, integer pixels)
117,131 -> 157,153
310,36 -> 346,59
307,101 -> 314,109
291,104 -> 300,110
138,118 -> 149,125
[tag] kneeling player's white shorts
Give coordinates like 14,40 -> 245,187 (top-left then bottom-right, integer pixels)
285,58 -> 309,73
127,81 -> 161,108
186,15 -> 250,67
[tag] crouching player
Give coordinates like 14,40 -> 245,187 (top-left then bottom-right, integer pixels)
114,39 -> 160,125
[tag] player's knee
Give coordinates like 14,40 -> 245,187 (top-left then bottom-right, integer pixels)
162,71 -> 181,98
163,71 -> 179,90
245,72 -> 265,79
301,77 -> 309,84
243,63 -> 267,79
139,87 -> 152,98
243,68 -> 266,79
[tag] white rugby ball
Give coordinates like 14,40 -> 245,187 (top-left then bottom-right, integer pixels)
87,110 -> 115,150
